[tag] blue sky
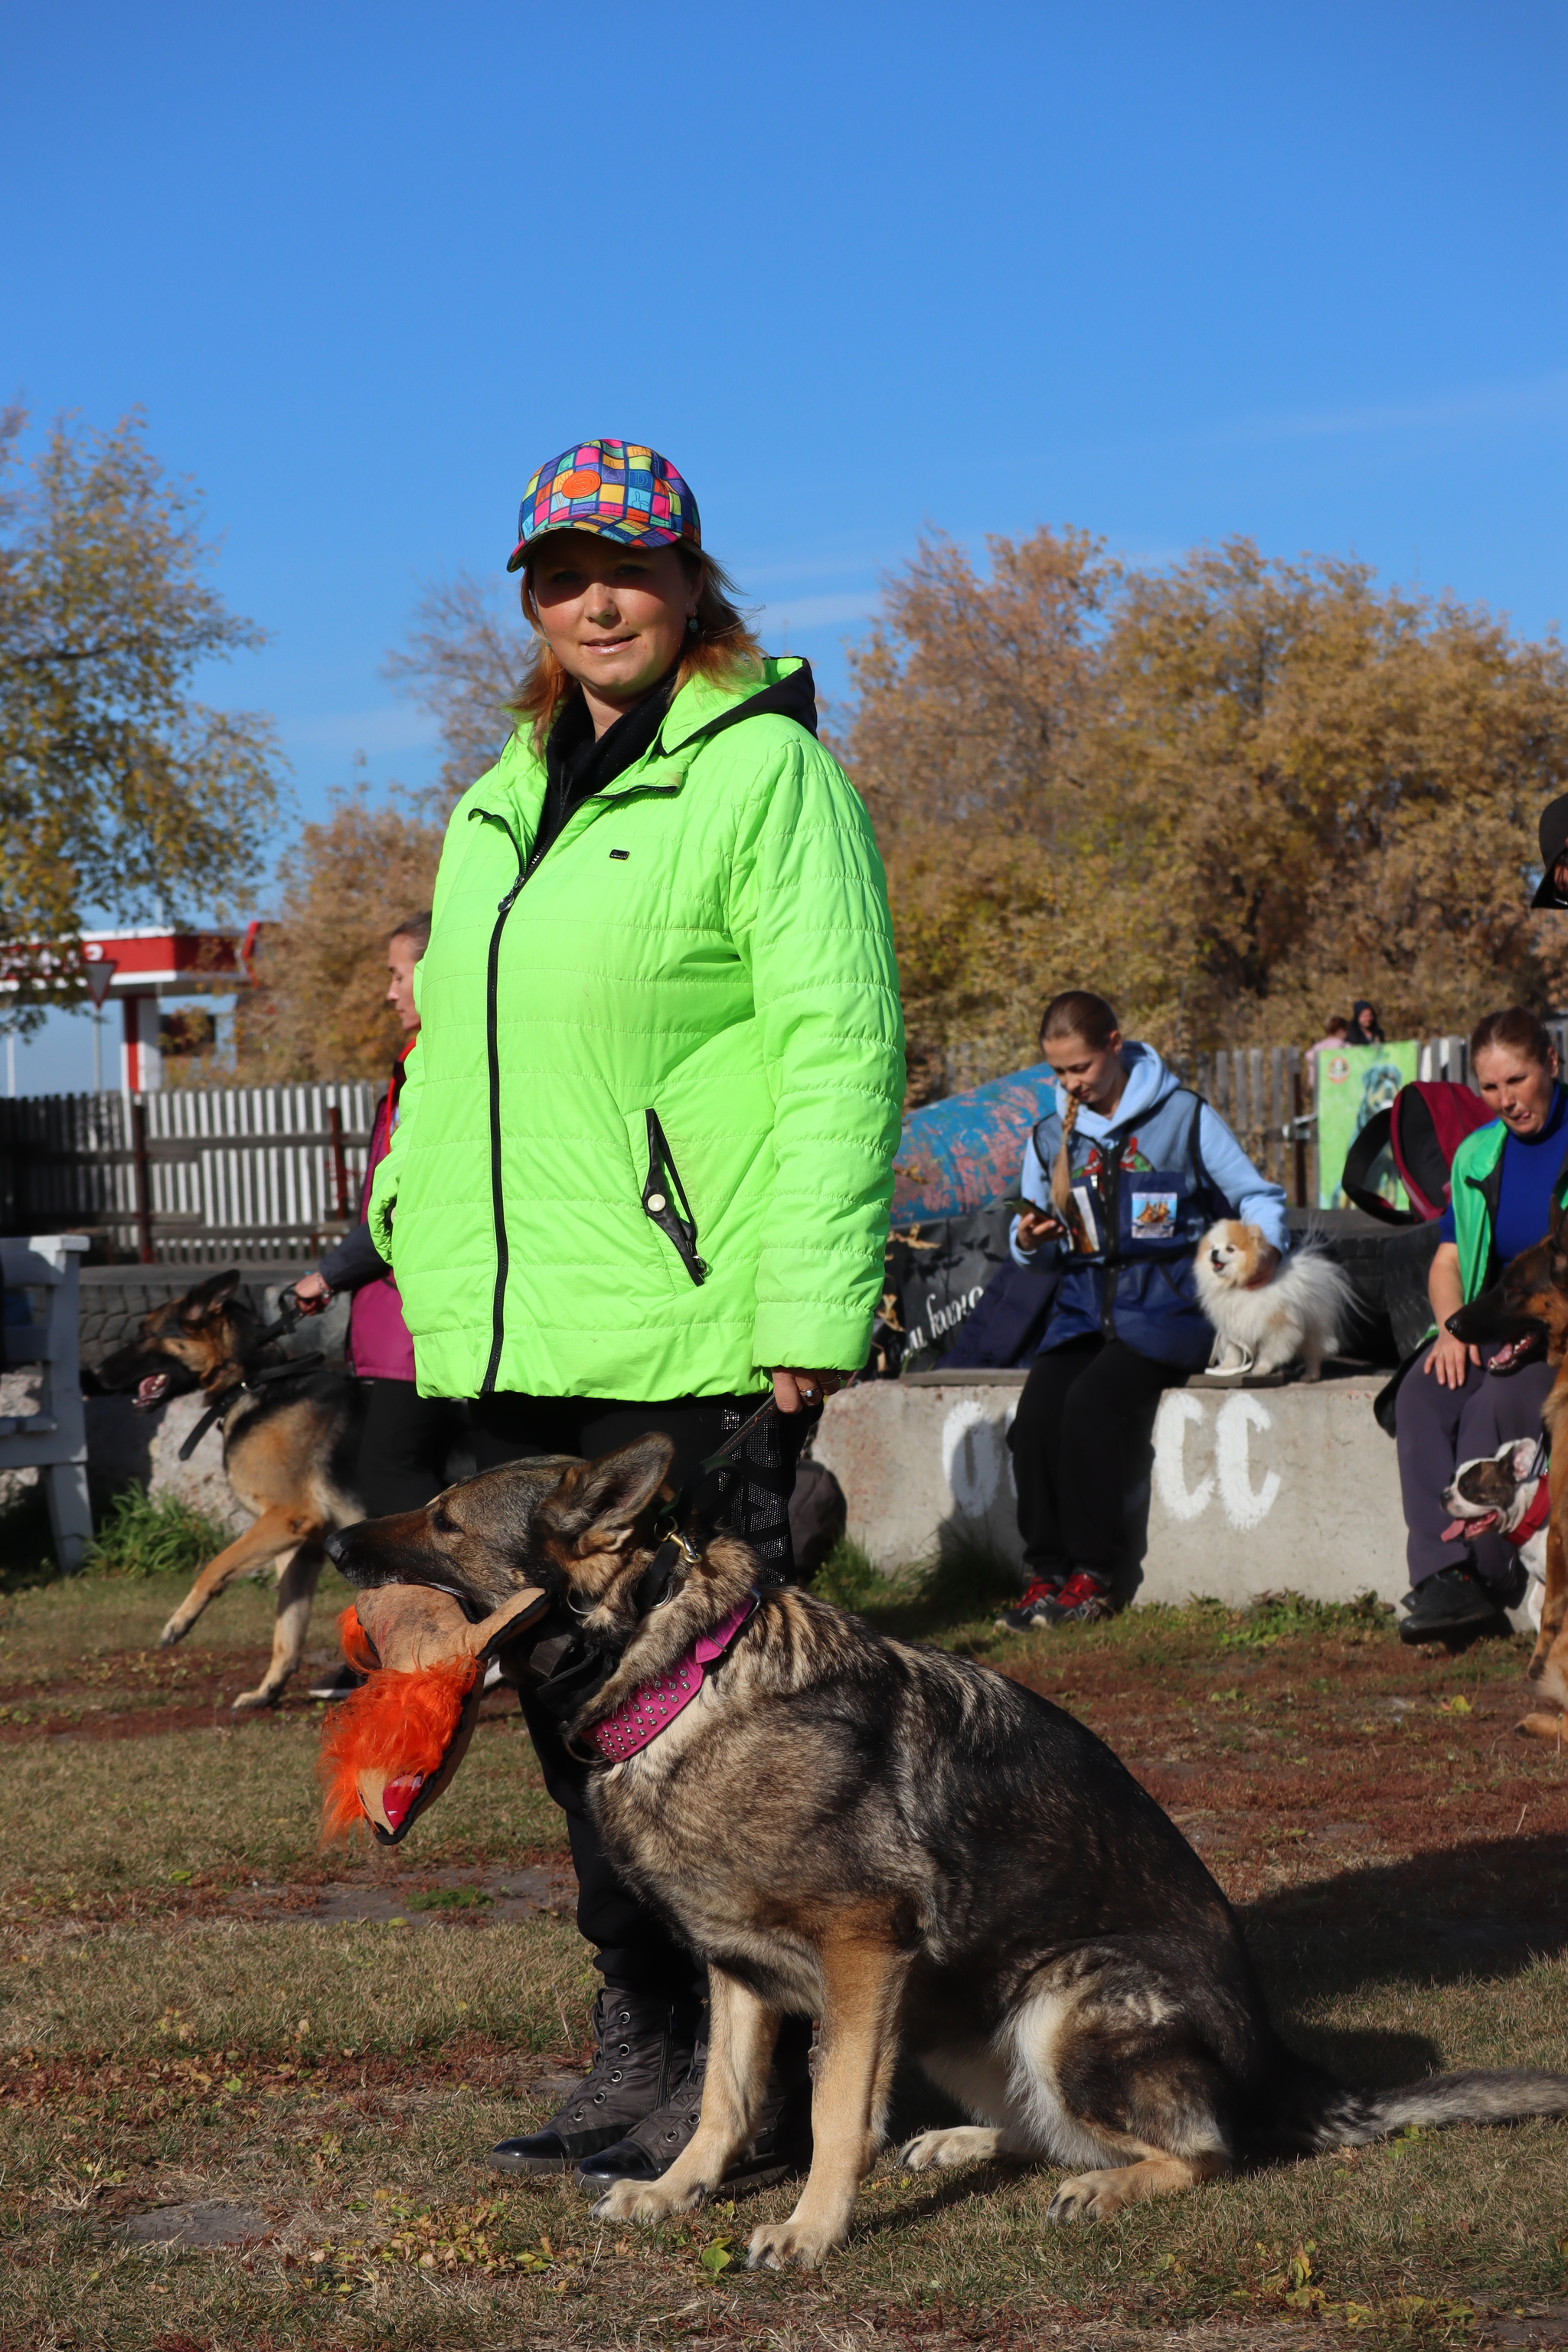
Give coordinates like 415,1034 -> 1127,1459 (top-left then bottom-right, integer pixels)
5,0 -> 1565,1089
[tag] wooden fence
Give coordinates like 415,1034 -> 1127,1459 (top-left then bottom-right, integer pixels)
1193,1025 -> 1568,1205
0,1083 -> 380,1264
2,1024 -> 1564,1259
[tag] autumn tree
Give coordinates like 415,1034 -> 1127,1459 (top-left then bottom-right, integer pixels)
839,531 -> 1568,1097
228,570 -> 524,1080
835,528 -> 1119,1099
382,569 -> 529,812
228,788 -> 443,1081
0,407 -> 282,1030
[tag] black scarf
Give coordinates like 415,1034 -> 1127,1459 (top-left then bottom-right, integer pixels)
533,666 -> 679,870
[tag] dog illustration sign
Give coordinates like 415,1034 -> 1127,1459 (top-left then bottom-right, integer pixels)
1315,1040 -> 1416,1211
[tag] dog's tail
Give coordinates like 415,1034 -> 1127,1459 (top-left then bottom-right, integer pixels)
1283,1236 -> 1362,1354
1258,2053 -> 1568,2159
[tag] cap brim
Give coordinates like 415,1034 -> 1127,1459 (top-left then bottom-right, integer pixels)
506,517 -> 690,573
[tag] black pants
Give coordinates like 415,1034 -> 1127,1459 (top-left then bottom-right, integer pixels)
1008,1335 -> 1181,1583
1394,1351 -> 1553,1589
352,1379 -> 466,1517
469,1390 -> 809,1999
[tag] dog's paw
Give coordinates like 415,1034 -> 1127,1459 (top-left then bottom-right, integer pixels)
590,2179 -> 702,2227
1517,1710 -> 1566,1742
900,2127 -> 1004,2172
746,2218 -> 844,2270
158,1615 -> 193,1648
230,1684 -> 282,1713
1046,2169 -> 1122,2224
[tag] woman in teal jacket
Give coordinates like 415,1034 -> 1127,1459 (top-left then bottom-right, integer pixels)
372,440 -> 904,2195
1396,1004 -> 1566,1647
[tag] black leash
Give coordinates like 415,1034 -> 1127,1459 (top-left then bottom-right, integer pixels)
176,1285 -> 325,1461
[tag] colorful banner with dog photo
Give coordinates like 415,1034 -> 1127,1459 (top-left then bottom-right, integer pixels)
1315,1040 -> 1419,1211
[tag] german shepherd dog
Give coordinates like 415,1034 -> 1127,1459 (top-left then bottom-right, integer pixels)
327,1437 -> 1568,2271
99,1270 -> 364,1709
1449,1207 -> 1568,1728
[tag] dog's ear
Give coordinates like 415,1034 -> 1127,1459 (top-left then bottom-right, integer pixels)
1551,1195 -> 1568,1256
540,1436 -> 676,1558
181,1269 -> 243,1325
1511,1438 -> 1541,1481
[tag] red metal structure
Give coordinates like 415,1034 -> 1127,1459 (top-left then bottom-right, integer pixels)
70,928 -> 253,1090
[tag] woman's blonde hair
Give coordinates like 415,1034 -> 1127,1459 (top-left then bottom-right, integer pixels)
509,546 -> 764,751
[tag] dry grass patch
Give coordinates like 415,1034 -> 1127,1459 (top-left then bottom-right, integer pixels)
0,1543 -> 1566,2346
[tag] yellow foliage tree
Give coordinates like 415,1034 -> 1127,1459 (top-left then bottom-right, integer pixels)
839,531 -> 1568,1099
0,407 -> 282,1031
228,789 -> 443,1082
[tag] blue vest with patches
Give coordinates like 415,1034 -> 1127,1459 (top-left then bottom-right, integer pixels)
1033,1089 -> 1228,1370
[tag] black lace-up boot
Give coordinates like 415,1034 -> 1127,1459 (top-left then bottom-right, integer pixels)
492,1991 -> 698,2175
577,2011 -> 814,2193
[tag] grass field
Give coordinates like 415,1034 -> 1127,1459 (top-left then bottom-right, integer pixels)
2,1491 -> 1567,2350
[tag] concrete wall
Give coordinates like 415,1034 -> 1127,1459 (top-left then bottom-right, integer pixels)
812,1368 -> 1413,1609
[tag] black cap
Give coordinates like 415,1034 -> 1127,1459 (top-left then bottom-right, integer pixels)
1534,795 -> 1568,908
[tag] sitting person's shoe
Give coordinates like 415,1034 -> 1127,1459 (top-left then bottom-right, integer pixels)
492,1991 -> 697,2175
577,2020 -> 813,2193
995,1576 -> 1065,1632
1398,1564 -> 1508,1646
308,1661 -> 368,1702
1040,1569 -> 1113,1625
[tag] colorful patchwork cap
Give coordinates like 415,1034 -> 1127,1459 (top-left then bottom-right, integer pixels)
506,439 -> 701,572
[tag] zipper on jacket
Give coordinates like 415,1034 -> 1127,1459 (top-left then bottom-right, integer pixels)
474,812 -> 527,1393
1099,1139 -> 1123,1340
641,1109 -> 708,1286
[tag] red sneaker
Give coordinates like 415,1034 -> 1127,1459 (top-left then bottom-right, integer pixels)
1040,1570 -> 1112,1625
995,1576 -> 1065,1632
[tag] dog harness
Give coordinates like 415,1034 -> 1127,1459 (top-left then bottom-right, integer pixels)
584,1591 -> 759,1762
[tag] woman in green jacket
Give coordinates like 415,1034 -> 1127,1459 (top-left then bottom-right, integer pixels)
1395,1005 -> 1566,1646
368,439 -> 904,2192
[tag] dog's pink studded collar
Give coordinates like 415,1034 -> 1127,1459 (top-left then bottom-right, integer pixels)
584,1592 -> 759,1762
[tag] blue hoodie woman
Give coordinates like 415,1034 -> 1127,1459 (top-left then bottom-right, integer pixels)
1001,990 -> 1289,1628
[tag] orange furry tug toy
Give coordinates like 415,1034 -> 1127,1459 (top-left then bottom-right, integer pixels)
318,1581 -> 546,1844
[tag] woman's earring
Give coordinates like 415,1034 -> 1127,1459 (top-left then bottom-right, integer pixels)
686,614 -> 700,635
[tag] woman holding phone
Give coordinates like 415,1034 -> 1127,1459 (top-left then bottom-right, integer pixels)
1000,990 -> 1289,1629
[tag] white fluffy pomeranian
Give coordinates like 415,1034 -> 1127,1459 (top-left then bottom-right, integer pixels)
1193,1220 -> 1357,1381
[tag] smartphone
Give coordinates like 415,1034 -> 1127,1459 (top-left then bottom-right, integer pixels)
1006,1197 -> 1063,1229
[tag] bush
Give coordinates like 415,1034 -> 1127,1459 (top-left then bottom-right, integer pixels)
83,1485 -> 229,1579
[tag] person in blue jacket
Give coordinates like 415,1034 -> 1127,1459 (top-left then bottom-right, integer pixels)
1000,990 -> 1290,1629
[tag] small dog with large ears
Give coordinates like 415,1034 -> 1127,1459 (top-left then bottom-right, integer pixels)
1194,1221 -> 1356,1381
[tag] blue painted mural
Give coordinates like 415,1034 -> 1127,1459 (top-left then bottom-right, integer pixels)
890,1061 -> 1059,1220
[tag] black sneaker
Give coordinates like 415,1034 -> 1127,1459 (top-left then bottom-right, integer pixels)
492,1991 -> 697,2175
995,1576 -> 1065,1632
577,2017 -> 813,2196
1398,1564 -> 1509,1646
308,1661 -> 368,1702
1039,1570 -> 1113,1625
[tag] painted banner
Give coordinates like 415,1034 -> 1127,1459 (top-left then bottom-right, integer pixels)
1315,1039 -> 1418,1211
890,1062 -> 1057,1220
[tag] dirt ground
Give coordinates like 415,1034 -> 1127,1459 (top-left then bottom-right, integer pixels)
0,1553 -> 1566,2350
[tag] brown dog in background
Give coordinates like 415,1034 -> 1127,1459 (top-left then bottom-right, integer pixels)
98,1270 -> 365,1708
1449,1211 -> 1568,1734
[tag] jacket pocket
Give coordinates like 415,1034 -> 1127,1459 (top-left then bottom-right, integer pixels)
640,1109 -> 708,1287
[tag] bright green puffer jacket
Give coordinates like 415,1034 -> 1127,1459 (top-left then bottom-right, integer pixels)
368,656 -> 906,1403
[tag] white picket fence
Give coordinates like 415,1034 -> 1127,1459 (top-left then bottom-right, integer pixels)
0,1027 -> 1557,1261
0,1083 -> 381,1264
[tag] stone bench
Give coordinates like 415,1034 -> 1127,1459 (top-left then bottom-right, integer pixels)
812,1365 -> 1416,1609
